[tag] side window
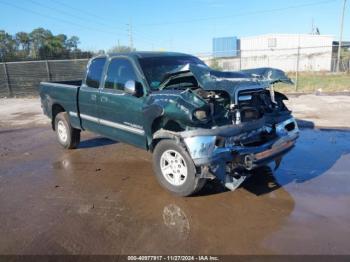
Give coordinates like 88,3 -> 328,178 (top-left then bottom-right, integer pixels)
104,58 -> 137,91
86,57 -> 106,88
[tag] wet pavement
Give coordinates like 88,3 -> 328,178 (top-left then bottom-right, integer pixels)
0,125 -> 350,255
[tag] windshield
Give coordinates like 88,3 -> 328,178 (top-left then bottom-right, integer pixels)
138,56 -> 207,90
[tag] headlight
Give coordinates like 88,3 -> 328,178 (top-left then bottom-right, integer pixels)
194,110 -> 207,121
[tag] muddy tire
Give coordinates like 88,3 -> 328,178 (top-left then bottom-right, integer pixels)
153,139 -> 206,196
54,112 -> 80,149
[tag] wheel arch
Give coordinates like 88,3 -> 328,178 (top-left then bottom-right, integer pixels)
149,116 -> 184,152
51,103 -> 66,130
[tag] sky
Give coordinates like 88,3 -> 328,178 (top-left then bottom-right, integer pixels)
0,0 -> 349,54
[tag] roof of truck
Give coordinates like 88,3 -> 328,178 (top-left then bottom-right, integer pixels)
108,51 -> 194,59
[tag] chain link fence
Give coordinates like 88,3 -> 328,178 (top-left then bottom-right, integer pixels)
0,48 -> 350,97
200,52 -> 350,72
0,59 -> 88,97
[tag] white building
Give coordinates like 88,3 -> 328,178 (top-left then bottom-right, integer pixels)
240,34 -> 333,71
202,34 -> 334,72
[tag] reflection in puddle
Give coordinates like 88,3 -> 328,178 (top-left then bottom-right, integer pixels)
52,159 -> 70,170
163,204 -> 190,239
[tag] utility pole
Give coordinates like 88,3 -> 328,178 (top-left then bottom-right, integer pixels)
127,20 -> 133,50
337,0 -> 347,72
295,35 -> 301,91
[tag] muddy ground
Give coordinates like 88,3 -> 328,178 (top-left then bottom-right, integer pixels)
0,97 -> 350,255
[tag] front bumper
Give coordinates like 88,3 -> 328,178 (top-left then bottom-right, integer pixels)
183,117 -> 299,178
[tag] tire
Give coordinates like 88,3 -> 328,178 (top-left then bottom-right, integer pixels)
153,139 -> 206,196
54,112 -> 80,149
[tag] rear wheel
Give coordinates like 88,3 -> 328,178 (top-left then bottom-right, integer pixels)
153,140 -> 206,196
54,112 -> 80,149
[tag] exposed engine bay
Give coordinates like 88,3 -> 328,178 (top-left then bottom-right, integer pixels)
160,64 -> 292,129
192,87 -> 290,124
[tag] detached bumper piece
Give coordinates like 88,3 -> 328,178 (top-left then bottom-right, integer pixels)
233,133 -> 298,171
183,117 -> 299,191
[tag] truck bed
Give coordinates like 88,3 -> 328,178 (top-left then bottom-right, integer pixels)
39,80 -> 82,129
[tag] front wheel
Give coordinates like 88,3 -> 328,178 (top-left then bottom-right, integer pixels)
54,112 -> 80,149
153,140 -> 206,196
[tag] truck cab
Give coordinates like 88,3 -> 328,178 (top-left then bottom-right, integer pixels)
77,55 -> 147,149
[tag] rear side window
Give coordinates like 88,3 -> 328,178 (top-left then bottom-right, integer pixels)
86,57 -> 106,88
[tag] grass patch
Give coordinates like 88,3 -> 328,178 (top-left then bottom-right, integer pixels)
275,72 -> 350,93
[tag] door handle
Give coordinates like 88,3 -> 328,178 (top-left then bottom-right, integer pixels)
101,96 -> 108,102
91,94 -> 97,101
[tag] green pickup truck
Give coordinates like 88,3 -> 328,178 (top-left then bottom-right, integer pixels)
39,52 -> 299,196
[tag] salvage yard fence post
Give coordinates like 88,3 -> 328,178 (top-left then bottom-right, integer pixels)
294,46 -> 300,92
45,60 -> 51,81
3,62 -> 13,97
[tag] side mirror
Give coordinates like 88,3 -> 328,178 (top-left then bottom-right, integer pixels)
124,80 -> 143,97
124,80 -> 136,95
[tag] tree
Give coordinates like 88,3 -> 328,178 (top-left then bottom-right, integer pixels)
15,32 -> 30,52
66,36 -> 79,51
41,35 -> 65,59
0,28 -> 88,61
14,32 -> 30,59
108,45 -> 136,54
29,28 -> 53,58
0,30 -> 17,61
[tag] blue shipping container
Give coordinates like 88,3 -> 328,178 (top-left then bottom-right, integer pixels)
213,37 -> 238,58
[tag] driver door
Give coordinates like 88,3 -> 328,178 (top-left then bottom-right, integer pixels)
97,57 -> 147,149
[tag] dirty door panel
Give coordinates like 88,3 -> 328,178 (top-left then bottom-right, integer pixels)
97,58 -> 147,149
79,57 -> 106,132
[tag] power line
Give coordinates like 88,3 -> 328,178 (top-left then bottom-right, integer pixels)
49,0 -> 109,21
140,0 -> 337,26
46,0 -> 129,34
49,0 -> 162,45
0,0 -> 157,49
336,0 -> 347,72
26,0 -> 130,37
0,0 -> 127,38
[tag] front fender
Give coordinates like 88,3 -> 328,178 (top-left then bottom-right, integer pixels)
143,90 -> 209,147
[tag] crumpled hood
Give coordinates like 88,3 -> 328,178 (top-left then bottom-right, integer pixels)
159,64 -> 293,102
239,67 -> 294,85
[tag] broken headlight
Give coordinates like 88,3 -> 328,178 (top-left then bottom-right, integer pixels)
214,136 -> 235,148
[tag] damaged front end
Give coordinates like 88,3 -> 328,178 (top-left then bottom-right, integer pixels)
154,116 -> 298,191
182,117 -> 298,190
151,64 -> 299,191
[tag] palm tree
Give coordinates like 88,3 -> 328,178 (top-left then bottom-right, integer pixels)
15,32 -> 30,58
